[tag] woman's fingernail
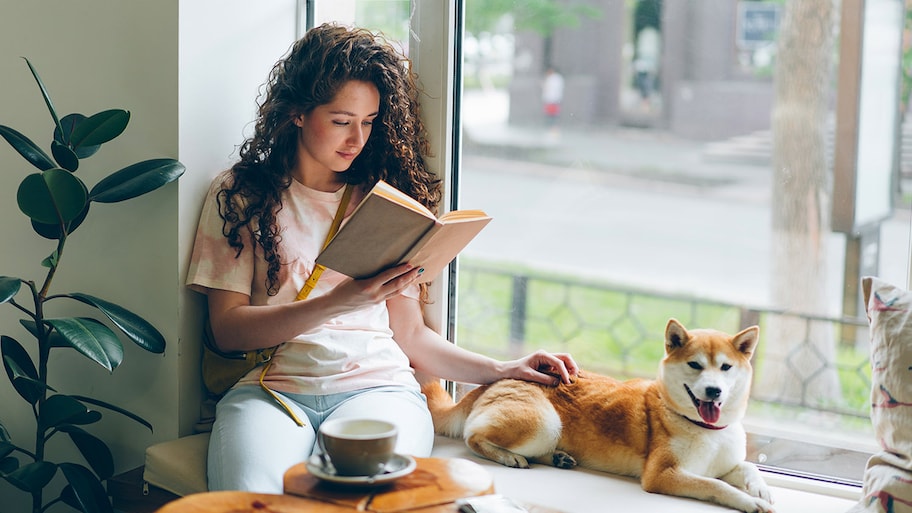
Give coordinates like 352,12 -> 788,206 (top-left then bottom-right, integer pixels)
418,268 -> 425,274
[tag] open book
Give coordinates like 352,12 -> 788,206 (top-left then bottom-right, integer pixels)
315,180 -> 492,283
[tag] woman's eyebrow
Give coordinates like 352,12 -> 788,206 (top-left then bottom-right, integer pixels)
329,109 -> 379,117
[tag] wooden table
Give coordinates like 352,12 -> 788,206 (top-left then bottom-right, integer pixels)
154,457 -> 562,512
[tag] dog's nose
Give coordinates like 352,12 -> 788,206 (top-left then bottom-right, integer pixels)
705,387 -> 722,400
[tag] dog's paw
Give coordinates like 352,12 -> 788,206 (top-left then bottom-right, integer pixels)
745,476 -> 773,504
552,450 -> 577,469
725,462 -> 773,506
746,496 -> 775,513
499,453 -> 530,468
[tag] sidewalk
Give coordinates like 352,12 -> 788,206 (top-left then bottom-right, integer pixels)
464,122 -> 772,203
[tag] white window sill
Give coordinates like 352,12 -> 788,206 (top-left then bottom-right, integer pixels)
430,435 -> 861,512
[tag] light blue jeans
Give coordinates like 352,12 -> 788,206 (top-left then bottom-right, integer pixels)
207,384 -> 435,493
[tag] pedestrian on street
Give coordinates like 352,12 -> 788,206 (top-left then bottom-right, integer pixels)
542,66 -> 565,134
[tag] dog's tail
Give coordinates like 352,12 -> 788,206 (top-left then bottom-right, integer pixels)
420,380 -> 486,439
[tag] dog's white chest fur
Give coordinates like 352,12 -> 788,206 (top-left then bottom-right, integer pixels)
671,422 -> 748,477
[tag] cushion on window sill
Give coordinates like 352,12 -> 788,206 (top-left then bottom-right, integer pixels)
846,277 -> 912,512
143,432 -> 210,497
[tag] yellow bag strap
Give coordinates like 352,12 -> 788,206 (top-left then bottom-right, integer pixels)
295,184 -> 353,301
260,184 -> 353,427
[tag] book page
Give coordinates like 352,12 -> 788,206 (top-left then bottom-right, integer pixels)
403,215 -> 492,283
370,180 -> 436,219
439,209 -> 488,221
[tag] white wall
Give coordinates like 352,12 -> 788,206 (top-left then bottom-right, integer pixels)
176,0 -> 298,443
0,0 -> 295,508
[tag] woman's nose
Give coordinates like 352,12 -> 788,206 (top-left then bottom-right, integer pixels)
348,125 -> 367,147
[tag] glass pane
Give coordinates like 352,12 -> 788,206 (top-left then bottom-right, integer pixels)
312,0 -> 411,48
456,0 -> 912,485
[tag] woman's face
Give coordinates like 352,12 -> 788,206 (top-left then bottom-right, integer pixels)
293,80 -> 380,182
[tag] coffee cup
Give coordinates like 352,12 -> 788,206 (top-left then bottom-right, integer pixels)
317,418 -> 398,476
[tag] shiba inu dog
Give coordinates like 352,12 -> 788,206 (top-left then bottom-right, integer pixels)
423,319 -> 774,513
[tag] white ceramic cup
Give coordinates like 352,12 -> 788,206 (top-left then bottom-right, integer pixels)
317,418 -> 398,476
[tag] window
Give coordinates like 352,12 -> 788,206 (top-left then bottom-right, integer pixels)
311,0 -> 912,487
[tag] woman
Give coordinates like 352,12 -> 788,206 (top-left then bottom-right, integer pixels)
186,23 -> 578,493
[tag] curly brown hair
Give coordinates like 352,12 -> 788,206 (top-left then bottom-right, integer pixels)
218,23 -> 442,295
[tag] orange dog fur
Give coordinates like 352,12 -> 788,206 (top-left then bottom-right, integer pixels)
423,319 -> 774,513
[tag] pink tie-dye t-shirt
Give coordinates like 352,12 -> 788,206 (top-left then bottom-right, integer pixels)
186,171 -> 420,395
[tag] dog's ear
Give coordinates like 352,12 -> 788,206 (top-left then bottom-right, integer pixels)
665,318 -> 689,352
732,325 -> 760,357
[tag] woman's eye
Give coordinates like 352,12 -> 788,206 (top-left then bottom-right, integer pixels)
332,121 -> 349,126
687,362 -> 703,370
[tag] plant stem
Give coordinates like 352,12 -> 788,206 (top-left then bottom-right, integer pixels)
26,279 -> 49,513
39,495 -> 61,513
7,297 -> 38,320
38,233 -> 65,299
10,444 -> 37,461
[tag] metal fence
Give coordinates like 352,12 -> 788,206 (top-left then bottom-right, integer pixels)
454,263 -> 872,420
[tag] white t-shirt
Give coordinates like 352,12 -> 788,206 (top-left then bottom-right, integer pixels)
542,72 -> 565,104
186,171 -> 420,395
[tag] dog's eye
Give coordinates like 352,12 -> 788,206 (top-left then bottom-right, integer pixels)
687,362 -> 703,370
720,363 -> 732,371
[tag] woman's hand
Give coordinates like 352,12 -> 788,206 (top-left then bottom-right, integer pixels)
388,291 -> 579,387
501,350 -> 579,386
326,263 -> 422,311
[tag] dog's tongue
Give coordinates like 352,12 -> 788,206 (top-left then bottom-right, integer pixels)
698,401 -> 721,424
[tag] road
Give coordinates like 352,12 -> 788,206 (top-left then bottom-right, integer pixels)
456,132 -> 911,314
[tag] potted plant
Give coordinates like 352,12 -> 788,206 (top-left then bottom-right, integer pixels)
0,58 -> 184,513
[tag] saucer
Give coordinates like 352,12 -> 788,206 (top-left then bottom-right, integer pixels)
305,453 -> 417,486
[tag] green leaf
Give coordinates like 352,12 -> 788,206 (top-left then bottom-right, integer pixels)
59,462 -> 113,513
46,317 -> 123,371
7,370 -> 53,405
32,204 -> 90,240
59,485 -> 82,510
18,319 -> 40,339
0,124 -> 55,170
89,158 -> 185,203
1,337 -> 38,380
0,441 -> 15,459
71,395 -> 152,432
71,109 -> 129,149
66,293 -> 166,354
41,249 -> 59,269
23,58 -> 64,141
51,140 -> 79,171
0,456 -> 18,475
67,410 -> 103,426
17,168 -> 88,225
19,319 -> 68,348
6,460 -> 56,493
0,276 -> 21,304
39,394 -> 89,431
59,426 -> 114,479
1,336 -> 43,404
56,114 -> 100,159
